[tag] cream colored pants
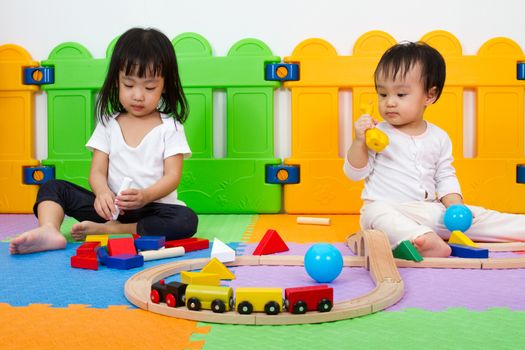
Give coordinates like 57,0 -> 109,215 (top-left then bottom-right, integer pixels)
360,201 -> 525,248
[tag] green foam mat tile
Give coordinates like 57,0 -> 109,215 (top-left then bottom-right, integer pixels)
190,214 -> 257,243
60,217 -> 78,242
192,308 -> 525,350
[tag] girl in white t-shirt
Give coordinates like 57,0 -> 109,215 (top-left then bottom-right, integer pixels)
345,41 -> 525,257
10,27 -> 198,254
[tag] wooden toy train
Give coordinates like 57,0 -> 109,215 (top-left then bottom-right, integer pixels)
151,280 -> 334,315
127,230 -> 525,325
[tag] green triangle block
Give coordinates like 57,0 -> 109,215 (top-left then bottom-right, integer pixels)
108,234 -> 134,239
393,240 -> 423,262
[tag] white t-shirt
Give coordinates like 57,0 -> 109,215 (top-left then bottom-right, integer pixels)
86,113 -> 191,205
344,121 -> 461,203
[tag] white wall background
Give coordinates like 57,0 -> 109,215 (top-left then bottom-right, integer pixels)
1,0 -> 524,160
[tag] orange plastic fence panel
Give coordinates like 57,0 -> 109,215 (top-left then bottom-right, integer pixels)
0,44 -> 39,213
290,87 -> 339,159
284,31 -> 396,214
284,30 -> 525,214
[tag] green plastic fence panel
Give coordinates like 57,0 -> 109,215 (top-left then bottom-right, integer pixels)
180,158 -> 281,213
40,33 -> 282,213
173,33 -> 282,213
183,88 -> 213,159
226,87 -> 274,158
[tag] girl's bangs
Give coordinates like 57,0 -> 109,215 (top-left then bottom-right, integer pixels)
120,53 -> 164,78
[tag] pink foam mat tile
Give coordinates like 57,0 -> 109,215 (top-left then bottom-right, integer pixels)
0,214 -> 38,240
236,242 -> 525,312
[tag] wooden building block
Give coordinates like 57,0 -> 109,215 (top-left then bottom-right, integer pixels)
70,255 -> 98,270
296,216 -> 331,225
165,237 -> 209,252
392,240 -> 423,262
134,236 -> 166,251
449,244 -> 489,259
448,230 -> 478,247
211,238 -> 235,262
85,234 -> 109,246
201,257 -> 236,280
180,271 -> 221,286
105,254 -> 144,270
252,229 -> 289,255
107,237 -> 137,256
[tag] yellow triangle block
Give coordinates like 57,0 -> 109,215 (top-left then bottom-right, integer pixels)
201,257 -> 236,280
448,230 -> 478,248
85,234 -> 109,247
180,271 -> 221,286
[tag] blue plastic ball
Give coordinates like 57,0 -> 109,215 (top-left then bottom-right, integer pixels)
304,243 -> 343,283
444,204 -> 473,232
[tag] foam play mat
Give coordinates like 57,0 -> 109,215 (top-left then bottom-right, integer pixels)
1,213 -> 525,349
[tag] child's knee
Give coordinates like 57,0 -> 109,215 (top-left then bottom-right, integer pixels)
147,206 -> 199,240
178,207 -> 198,236
360,201 -> 396,228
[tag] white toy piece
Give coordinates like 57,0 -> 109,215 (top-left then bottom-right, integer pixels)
210,238 -> 236,262
113,177 -> 133,220
296,216 -> 331,226
139,246 -> 185,261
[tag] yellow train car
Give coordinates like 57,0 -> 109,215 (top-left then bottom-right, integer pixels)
185,284 -> 233,313
235,287 -> 283,315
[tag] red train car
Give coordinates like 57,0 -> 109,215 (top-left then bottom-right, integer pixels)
284,285 -> 333,314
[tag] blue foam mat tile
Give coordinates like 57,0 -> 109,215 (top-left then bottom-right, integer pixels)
0,242 -> 238,308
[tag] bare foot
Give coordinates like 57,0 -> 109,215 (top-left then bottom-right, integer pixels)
71,220 -> 137,241
9,223 -> 66,254
413,232 -> 451,258
71,221 -> 110,241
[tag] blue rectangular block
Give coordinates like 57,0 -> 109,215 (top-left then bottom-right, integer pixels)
105,254 -> 144,270
134,236 -> 166,251
96,246 -> 109,265
449,244 -> 489,259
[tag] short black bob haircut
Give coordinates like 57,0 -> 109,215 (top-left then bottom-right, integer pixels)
374,41 -> 446,103
96,27 -> 188,124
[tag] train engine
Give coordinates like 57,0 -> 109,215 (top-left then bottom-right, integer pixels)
150,280 -> 187,307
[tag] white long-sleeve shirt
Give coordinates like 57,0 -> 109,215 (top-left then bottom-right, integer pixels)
344,121 -> 462,203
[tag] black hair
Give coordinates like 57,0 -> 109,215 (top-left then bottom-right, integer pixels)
374,41 -> 446,103
96,27 -> 188,124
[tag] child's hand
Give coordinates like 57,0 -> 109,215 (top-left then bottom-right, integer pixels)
94,191 -> 116,221
354,114 -> 377,142
115,188 -> 147,212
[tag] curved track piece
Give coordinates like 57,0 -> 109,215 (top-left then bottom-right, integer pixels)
347,231 -> 525,269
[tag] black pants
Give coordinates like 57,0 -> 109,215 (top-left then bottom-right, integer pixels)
34,179 -> 198,241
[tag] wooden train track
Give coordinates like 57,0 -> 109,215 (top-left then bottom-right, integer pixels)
125,230 -> 525,325
125,229 -> 403,325
347,232 -> 525,269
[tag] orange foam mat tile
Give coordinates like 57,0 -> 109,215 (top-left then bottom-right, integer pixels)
247,214 -> 361,243
0,303 -> 210,350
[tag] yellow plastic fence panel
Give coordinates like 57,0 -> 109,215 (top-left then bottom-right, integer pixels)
0,45 -> 40,213
283,30 -> 525,214
283,31 -> 396,213
424,31 -> 525,213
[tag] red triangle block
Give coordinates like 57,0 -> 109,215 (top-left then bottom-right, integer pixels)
253,229 -> 289,255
